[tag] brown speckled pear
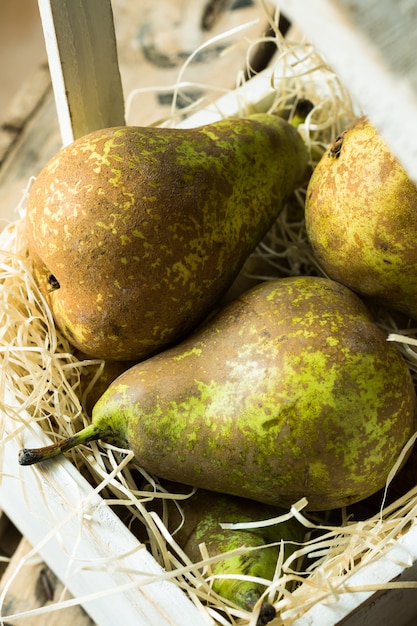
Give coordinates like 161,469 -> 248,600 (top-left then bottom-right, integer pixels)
19,276 -> 417,511
305,116 -> 417,319
25,114 -> 308,361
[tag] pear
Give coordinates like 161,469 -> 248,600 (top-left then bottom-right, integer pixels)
174,489 -> 305,623
25,114 -> 308,361
305,116 -> 417,319
19,276 -> 417,511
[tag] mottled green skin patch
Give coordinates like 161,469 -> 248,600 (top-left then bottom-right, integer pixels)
196,530 -> 277,612
175,490 -> 304,612
92,276 -> 417,510
305,116 -> 417,319
26,115 -> 308,360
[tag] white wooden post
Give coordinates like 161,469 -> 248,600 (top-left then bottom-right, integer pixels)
37,0 -> 125,145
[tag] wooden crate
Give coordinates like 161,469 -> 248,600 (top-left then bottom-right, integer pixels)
1,1 -> 417,625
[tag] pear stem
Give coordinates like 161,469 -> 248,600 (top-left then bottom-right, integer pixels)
290,98 -> 314,128
257,602 -> 276,625
18,423 -> 101,465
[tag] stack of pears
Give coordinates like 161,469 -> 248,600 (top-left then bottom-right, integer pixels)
21,111 -> 417,622
22,112 -> 417,509
20,276 -> 416,511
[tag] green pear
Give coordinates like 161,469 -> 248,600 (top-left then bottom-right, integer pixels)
19,276 -> 417,511
174,489 -> 304,622
305,116 -> 417,319
25,114 -> 308,361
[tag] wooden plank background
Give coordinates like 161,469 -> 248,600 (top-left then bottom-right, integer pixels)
0,523 -> 94,625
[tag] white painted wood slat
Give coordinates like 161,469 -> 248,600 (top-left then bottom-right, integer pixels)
0,389 -> 211,626
274,0 -> 417,184
37,0 -> 125,145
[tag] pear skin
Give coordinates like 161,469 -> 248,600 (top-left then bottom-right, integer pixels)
26,114 -> 308,361
174,489 -> 305,622
305,116 -> 417,319
19,276 -> 417,511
